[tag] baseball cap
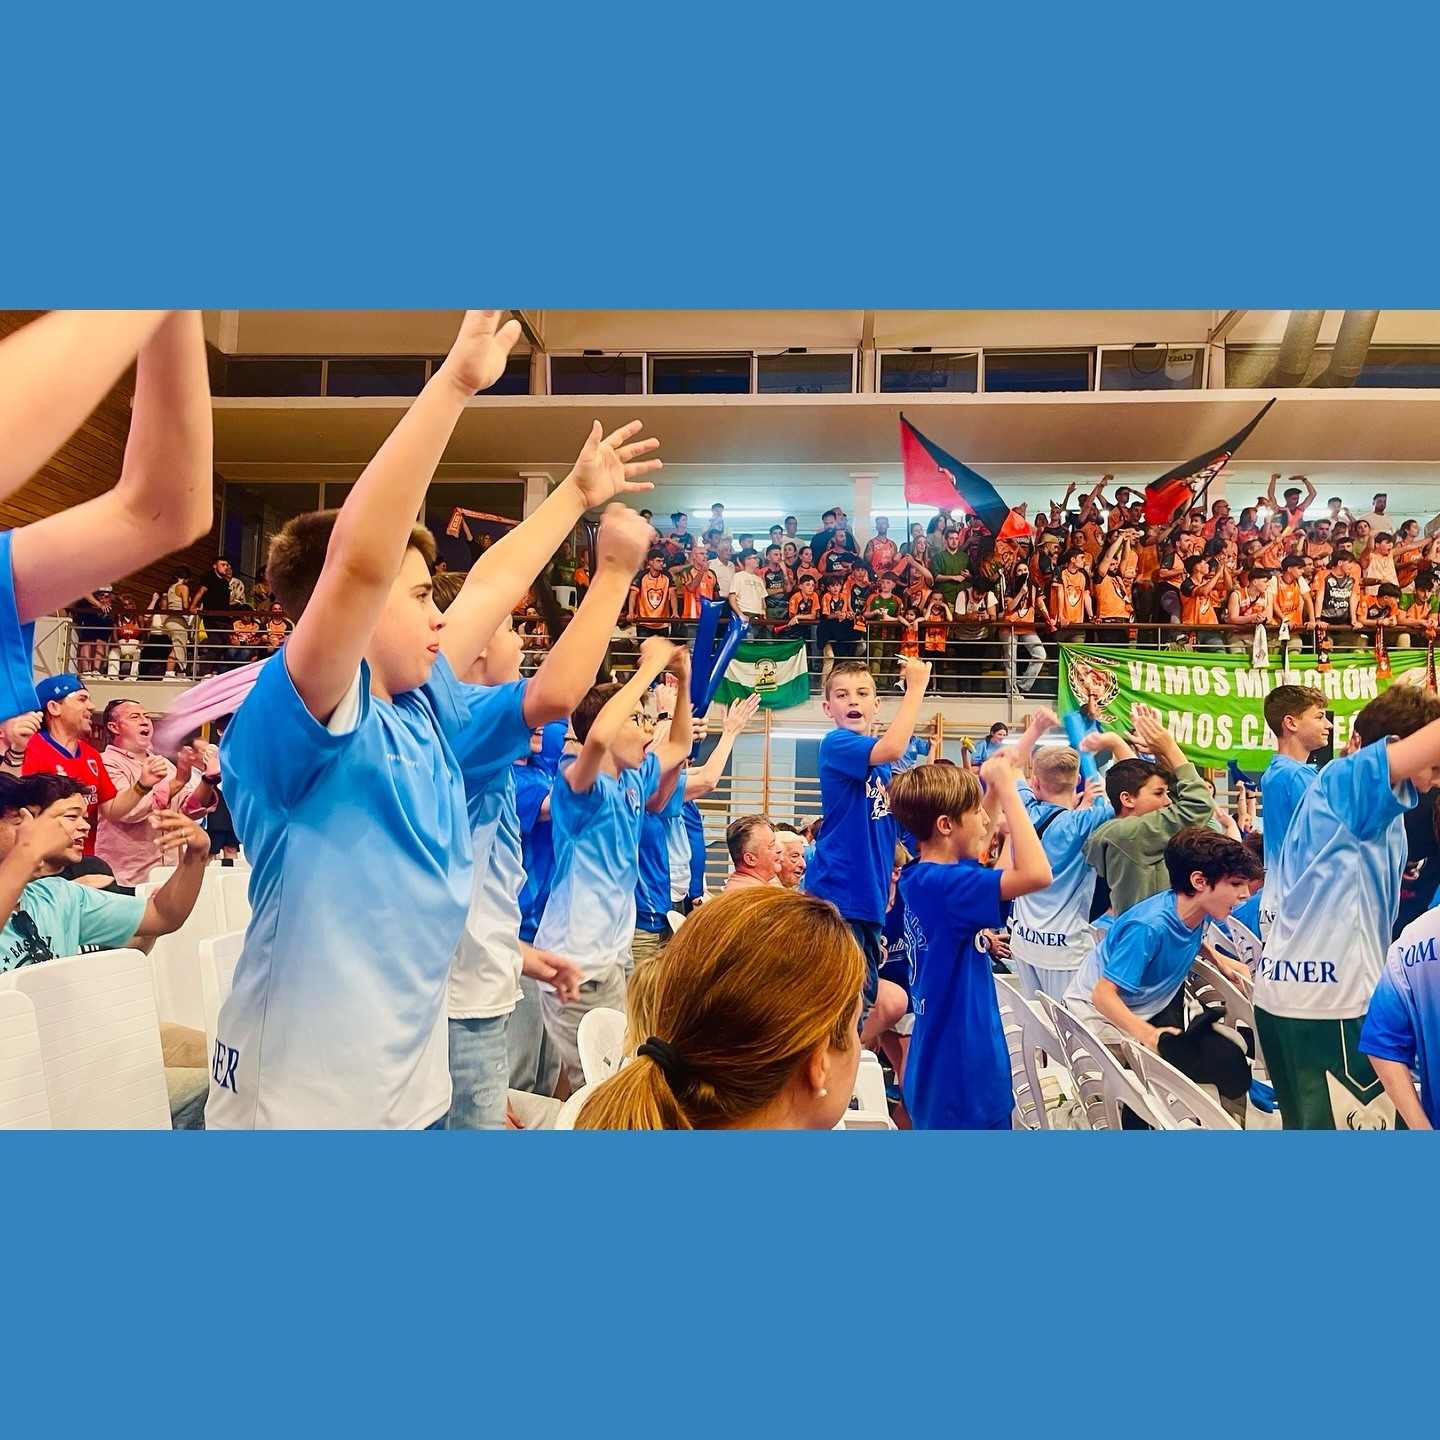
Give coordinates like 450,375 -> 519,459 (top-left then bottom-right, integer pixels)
35,674 -> 85,709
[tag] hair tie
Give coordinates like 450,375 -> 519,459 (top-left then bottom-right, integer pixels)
637,1037 -> 689,1089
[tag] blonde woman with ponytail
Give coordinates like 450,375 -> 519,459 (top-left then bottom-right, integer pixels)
577,888 -> 866,1130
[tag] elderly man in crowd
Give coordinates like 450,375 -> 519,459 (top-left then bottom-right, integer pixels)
774,824 -> 808,889
722,814 -> 783,892
94,699 -> 221,886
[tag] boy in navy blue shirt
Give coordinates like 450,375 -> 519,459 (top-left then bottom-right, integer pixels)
888,754 -> 1052,1129
807,656 -> 932,1018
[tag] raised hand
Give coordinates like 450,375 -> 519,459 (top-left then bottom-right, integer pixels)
438,310 -> 524,396
147,809 -> 211,859
1029,706 -> 1059,733
568,420 -> 662,509
979,751 -> 1022,791
594,502 -> 656,579
724,693 -> 761,733
639,634 -> 680,672
898,654 -> 932,693
14,809 -> 85,869
139,755 -> 170,790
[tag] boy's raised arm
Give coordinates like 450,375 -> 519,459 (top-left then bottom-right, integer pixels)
12,312 -> 214,621
287,310 -> 520,722
439,420 -> 660,673
871,655 -> 932,766
1386,716 -> 1440,787
566,637 -> 679,795
686,695 -> 760,798
0,310 -> 169,503
524,505 -> 651,727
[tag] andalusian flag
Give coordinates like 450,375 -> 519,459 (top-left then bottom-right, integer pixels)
713,639 -> 809,709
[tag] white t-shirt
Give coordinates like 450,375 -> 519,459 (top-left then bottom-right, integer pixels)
729,570 -> 766,616
709,558 -> 737,593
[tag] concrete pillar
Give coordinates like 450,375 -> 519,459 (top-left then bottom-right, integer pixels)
849,471 -> 878,544
529,350 -> 547,396
520,471 -> 551,519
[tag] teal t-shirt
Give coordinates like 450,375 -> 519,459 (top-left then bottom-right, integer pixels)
0,876 -> 145,972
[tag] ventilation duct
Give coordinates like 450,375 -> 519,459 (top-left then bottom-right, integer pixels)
1310,310 -> 1380,388
1269,310 -> 1325,387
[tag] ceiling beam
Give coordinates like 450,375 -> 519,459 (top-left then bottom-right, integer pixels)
1207,309 -> 1246,343
511,310 -> 544,351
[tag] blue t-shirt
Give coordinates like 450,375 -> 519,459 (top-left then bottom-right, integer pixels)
209,651 -> 474,1129
897,859 -> 1008,1129
515,722 -> 566,943
1258,738 -> 1416,1021
1231,887 -> 1264,941
448,679 -> 534,1018
0,875 -> 144,972
1260,754 -> 1318,870
1360,903 -> 1440,1128
534,750 -> 663,977
1071,889 -> 1203,1022
878,892 -> 921,1003
806,729 -> 896,924
637,780 -> 686,932
0,529 -> 39,724
1009,782 -> 1113,973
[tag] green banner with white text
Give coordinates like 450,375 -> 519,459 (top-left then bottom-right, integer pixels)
1058,644 -> 1430,770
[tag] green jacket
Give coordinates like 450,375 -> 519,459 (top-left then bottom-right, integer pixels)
1082,762 -> 1216,917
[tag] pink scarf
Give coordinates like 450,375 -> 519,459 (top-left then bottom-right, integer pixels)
152,658 -> 267,752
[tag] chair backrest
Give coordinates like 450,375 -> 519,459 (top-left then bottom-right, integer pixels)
200,930 -> 247,1062
577,1007 -> 628,1087
1123,1041 -> 1241,1130
666,910 -> 686,935
145,864 -> 177,890
0,989 -> 52,1129
836,1109 -> 897,1130
553,1083 -> 593,1130
0,949 -> 171,1128
1037,994 -> 1157,1131
145,865 -> 229,1030
1217,916 -> 1264,972
852,1050 -> 888,1114
995,980 -> 1061,1130
216,867 -> 253,933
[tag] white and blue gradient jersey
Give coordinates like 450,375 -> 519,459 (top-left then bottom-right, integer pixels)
1260,754 -> 1318,871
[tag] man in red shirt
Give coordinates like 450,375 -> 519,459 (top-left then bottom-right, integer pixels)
22,674 -> 162,855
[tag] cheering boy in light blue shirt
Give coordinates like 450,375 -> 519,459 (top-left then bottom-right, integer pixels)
807,655 -> 932,1018
1361,896 -> 1440,1130
534,637 -> 693,1087
1259,684 -> 1330,869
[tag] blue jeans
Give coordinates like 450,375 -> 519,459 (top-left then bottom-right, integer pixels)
446,1014 -> 512,1130
847,918 -> 883,1029
507,975 -> 561,1097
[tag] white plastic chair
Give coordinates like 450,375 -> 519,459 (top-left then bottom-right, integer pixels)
995,980 -> 1065,1130
0,949 -> 171,1129
0,990 -> 52,1129
666,909 -> 686,935
216,867 -> 252,932
1037,994 -> 1159,1131
836,1109 -> 897,1130
1123,1041 -> 1241,1130
853,1050 -> 888,1114
199,930 -> 247,1062
577,1007 -> 627,1087
552,1083 -> 593,1130
146,866 -> 229,1030
1208,916 -> 1264,974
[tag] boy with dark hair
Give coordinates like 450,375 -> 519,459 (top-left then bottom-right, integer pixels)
1082,704 -> 1216,916
888,751 -> 1051,1128
532,639 -> 693,1086
628,548 -> 675,636
1257,683 -> 1440,1128
1068,826 -> 1261,1108
1260,684 -> 1330,869
808,656 -> 932,1021
211,312 -> 660,1129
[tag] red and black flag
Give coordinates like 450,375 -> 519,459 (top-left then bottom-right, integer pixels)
1142,398 -> 1276,525
900,414 -> 1019,538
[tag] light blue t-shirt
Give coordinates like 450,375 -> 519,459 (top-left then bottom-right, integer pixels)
1360,903 -> 1440,1128
637,779 -> 686,933
806,729 -> 896,924
896,858 -> 1008,1129
0,530 -> 39,724
1009,781 -> 1113,974
1070,889 -> 1204,1022
1257,739 -> 1416,1021
448,679 -> 534,1019
0,875 -> 144,972
209,651 -> 474,1130
1260,754 -> 1318,870
535,750 -> 663,978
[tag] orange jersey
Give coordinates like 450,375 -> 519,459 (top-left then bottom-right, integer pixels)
1181,584 -> 1218,627
1274,579 -> 1306,626
788,590 -> 820,622
632,573 -> 673,620
923,612 -> 948,652
1094,573 -> 1132,620
900,622 -> 920,659
675,565 -> 717,620
1051,574 -> 1088,625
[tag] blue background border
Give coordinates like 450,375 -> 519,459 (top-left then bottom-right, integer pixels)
6,1 -> 1440,1430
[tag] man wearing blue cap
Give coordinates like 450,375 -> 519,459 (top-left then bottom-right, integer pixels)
21,675 -> 160,857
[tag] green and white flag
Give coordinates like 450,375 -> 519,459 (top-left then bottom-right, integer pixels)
713,639 -> 810,709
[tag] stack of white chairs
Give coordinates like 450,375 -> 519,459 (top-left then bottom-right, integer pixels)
1123,1041 -> 1241,1130
0,949 -> 171,1129
1037,994 -> 1159,1130
200,931 -> 247,1062
139,862 -> 252,1031
994,979 -> 1070,1130
0,990 -> 52,1129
